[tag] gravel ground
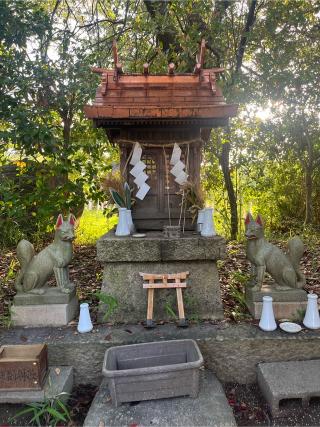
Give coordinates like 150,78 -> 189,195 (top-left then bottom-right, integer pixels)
224,383 -> 320,426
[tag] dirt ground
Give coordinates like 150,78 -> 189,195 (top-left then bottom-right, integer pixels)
224,383 -> 320,426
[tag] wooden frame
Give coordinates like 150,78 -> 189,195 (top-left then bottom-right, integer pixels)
139,272 -> 189,328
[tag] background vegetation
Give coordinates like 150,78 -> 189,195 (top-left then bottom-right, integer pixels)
0,0 -> 319,247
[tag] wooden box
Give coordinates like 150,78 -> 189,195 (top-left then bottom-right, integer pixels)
0,344 -> 48,390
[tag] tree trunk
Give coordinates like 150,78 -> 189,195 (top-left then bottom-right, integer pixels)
303,127 -> 314,225
304,164 -> 313,224
219,141 -> 238,240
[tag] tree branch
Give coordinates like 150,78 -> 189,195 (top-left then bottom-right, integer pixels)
235,0 -> 257,73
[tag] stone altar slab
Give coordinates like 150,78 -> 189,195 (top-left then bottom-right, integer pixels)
246,285 -> 307,320
12,289 -> 78,327
97,230 -> 226,323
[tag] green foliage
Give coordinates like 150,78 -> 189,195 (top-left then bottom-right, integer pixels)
75,209 -> 117,246
0,0 -> 319,244
109,188 -> 126,208
164,302 -> 178,320
10,392 -> 70,427
227,271 -> 251,321
124,182 -> 132,210
0,302 -> 14,329
95,291 -> 118,322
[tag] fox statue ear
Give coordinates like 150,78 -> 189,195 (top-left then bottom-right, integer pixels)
256,214 -> 263,226
245,212 -> 253,225
68,214 -> 76,226
56,214 -> 64,229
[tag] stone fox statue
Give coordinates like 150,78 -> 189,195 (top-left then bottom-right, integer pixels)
15,214 -> 76,294
245,213 -> 305,290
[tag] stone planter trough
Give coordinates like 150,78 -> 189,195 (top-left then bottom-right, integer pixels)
102,339 -> 203,407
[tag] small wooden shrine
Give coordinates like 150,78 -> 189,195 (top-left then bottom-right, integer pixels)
85,40 -> 237,230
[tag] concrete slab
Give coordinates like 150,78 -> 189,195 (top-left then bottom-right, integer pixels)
3,323 -> 320,386
14,287 -> 76,305
257,360 -> 320,417
84,370 -> 236,427
12,295 -> 78,327
0,366 -> 73,404
246,286 -> 307,319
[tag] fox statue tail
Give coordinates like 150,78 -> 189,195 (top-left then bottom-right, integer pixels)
287,236 -> 306,287
15,239 -> 35,292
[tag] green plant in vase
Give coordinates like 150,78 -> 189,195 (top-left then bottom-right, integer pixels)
101,172 -> 134,234
179,181 -> 205,224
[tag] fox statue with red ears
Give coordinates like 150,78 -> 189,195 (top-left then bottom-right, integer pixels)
15,214 -> 76,295
245,213 -> 305,291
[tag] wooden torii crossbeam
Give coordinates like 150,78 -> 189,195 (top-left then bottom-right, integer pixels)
139,272 -> 189,328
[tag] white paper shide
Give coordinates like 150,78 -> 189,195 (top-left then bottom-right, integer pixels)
170,143 -> 188,186
130,143 -> 150,200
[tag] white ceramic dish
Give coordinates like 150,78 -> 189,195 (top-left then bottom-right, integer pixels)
132,233 -> 146,238
279,322 -> 302,333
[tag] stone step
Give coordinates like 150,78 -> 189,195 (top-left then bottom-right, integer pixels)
257,359 -> 320,416
0,366 -> 73,404
84,370 -> 236,427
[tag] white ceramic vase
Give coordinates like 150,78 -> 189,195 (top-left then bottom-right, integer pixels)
77,303 -> 93,333
303,293 -> 320,329
200,208 -> 216,237
126,209 -> 135,234
259,296 -> 277,331
197,209 -> 205,233
115,207 -> 130,236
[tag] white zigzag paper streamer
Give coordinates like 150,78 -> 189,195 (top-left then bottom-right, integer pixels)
129,143 -> 150,200
170,143 -> 188,185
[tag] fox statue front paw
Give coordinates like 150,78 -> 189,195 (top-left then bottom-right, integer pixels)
59,282 -> 75,294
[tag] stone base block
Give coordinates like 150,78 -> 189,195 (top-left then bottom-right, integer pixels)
99,261 -> 223,323
14,287 -> 76,306
257,360 -> 320,417
246,286 -> 307,320
84,370 -> 236,427
97,230 -> 226,323
0,366 -> 73,404
12,296 -> 78,327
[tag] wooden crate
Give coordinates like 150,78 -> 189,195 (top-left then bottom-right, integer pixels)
0,344 -> 48,390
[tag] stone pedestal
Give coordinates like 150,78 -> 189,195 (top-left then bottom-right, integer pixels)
12,288 -> 78,327
97,230 -> 226,323
246,285 -> 307,320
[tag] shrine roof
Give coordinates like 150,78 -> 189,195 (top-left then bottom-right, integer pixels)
84,40 -> 237,126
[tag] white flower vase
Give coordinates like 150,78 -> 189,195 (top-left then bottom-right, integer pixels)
115,207 -> 130,236
303,293 -> 320,329
126,209 -> 135,234
197,209 -> 205,233
200,208 -> 216,237
77,303 -> 93,333
259,296 -> 277,331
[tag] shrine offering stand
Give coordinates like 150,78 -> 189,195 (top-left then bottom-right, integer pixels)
97,230 -> 226,323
